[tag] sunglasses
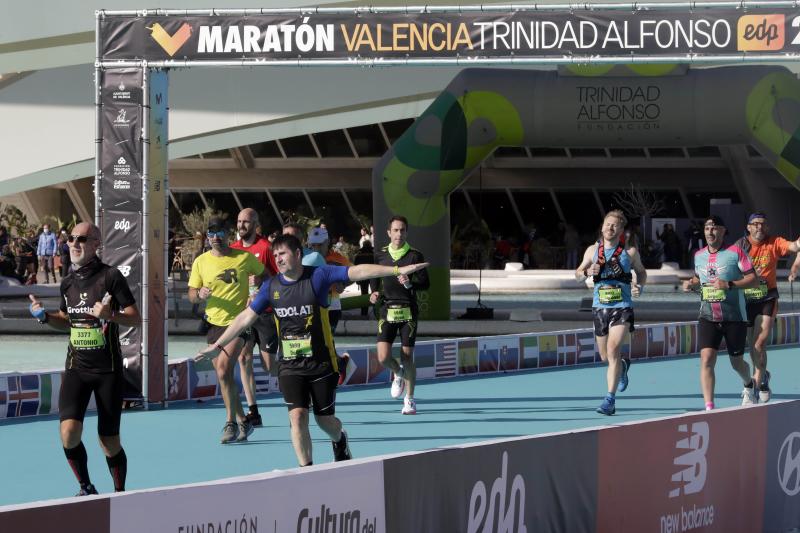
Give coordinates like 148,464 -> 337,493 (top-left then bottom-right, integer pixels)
68,235 -> 95,244
206,230 -> 226,238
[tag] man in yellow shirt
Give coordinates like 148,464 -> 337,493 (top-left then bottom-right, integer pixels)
188,217 -> 265,443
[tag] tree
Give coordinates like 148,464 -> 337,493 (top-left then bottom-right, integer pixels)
611,183 -> 665,245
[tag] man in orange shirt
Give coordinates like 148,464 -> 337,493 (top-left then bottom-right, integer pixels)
735,212 -> 800,403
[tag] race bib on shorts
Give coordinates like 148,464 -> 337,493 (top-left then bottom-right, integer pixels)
744,281 -> 768,301
70,326 -> 106,349
386,306 -> 412,322
597,286 -> 623,304
701,285 -> 726,303
281,337 -> 312,360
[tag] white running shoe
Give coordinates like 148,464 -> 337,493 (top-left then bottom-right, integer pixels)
741,386 -> 757,406
402,397 -> 417,415
759,371 -> 771,403
390,369 -> 405,399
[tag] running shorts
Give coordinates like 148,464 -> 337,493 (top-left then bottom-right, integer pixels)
279,371 -> 339,416
377,319 -> 418,348
59,369 -> 124,436
746,298 -> 778,327
698,318 -> 747,356
592,307 -> 635,337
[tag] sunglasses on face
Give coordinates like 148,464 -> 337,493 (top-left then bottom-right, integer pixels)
68,235 -> 94,244
206,230 -> 226,239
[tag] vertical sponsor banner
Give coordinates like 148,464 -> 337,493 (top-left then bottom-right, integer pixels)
383,432 -> 599,532
764,400 -> 800,532
100,68 -> 145,399
146,69 -> 168,403
597,408 -> 767,532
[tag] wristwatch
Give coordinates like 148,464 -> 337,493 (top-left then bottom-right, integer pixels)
727,281 -> 735,290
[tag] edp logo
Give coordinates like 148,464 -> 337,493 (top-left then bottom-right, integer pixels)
114,219 -> 132,232
467,451 -> 527,533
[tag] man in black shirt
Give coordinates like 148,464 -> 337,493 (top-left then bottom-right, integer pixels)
370,216 -> 430,415
29,222 -> 140,496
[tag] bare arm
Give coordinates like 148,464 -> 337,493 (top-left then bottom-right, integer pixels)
575,245 -> 597,282
627,247 -> 648,296
195,307 -> 260,362
188,286 -> 212,304
729,271 -> 759,290
790,252 -> 800,282
347,262 -> 429,283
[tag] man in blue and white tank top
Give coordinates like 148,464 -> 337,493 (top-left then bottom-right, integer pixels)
682,215 -> 759,410
576,209 -> 647,416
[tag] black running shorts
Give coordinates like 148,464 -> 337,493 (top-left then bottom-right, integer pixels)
250,313 -> 279,354
377,319 -> 418,347
279,371 -> 339,416
746,298 -> 778,327
592,307 -> 635,337
59,370 -> 124,436
206,324 -> 251,346
698,318 -> 747,356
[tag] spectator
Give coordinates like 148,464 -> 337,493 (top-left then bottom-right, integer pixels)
0,225 -> 8,248
353,242 -> 375,316
334,235 -> 346,252
0,244 -> 22,282
657,223 -> 683,264
562,223 -> 581,270
358,227 -> 372,248
493,235 -> 512,269
37,223 -> 58,283
58,232 -> 71,278
13,237 -> 36,284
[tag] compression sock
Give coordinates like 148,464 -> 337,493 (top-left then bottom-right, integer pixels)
105,448 -> 127,492
248,405 -> 260,416
64,442 -> 92,489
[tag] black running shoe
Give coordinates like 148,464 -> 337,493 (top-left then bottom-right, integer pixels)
76,484 -> 98,496
332,430 -> 352,462
245,411 -> 263,427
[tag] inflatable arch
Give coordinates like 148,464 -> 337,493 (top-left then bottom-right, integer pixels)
372,66 -> 800,319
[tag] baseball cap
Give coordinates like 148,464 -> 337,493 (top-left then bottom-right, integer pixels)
308,227 -> 329,245
748,212 -> 767,223
704,215 -> 725,227
207,217 -> 225,231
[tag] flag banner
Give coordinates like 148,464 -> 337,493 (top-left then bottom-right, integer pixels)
538,335 -> 558,368
519,335 -> 539,369
413,343 -> 436,380
576,331 -> 597,365
458,339 -> 478,374
435,342 -> 458,377
100,10 -> 800,62
558,333 -> 578,366
167,360 -> 188,401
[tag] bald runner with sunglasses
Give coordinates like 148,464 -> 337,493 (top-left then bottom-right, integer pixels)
29,222 -> 141,497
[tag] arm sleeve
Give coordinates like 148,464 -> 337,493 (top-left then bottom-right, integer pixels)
107,268 -> 137,309
249,282 -> 272,314
188,258 -> 203,289
411,251 -> 430,291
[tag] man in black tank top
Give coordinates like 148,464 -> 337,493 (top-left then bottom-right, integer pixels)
195,234 -> 428,467
29,222 -> 140,496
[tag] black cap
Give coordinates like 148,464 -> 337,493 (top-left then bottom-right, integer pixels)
704,215 -> 725,227
207,217 -> 225,230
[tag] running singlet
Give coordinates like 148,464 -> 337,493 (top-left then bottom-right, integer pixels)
188,249 -> 264,327
230,234 -> 277,276
250,265 -> 350,375
735,235 -> 793,300
372,244 -> 430,316
591,244 -> 633,309
693,245 -> 754,322
59,258 -> 136,373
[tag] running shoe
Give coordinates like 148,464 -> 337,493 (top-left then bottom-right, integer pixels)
617,358 -> 630,393
596,396 -> 616,416
332,430 -> 352,461
390,369 -> 405,399
220,421 -> 239,444
236,420 -> 254,442
741,385 -> 757,406
76,484 -> 98,497
244,411 -> 263,427
759,371 -> 772,403
402,397 -> 417,415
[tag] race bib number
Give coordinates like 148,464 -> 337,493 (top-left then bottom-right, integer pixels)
70,327 -> 106,349
281,337 -> 312,360
597,286 -> 623,304
386,306 -> 412,322
744,281 -> 768,301
701,285 -> 726,303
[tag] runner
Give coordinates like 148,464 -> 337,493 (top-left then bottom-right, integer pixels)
229,208 -> 278,426
281,222 -> 326,267
370,216 -> 430,415
308,226 -> 353,333
734,212 -> 800,403
682,215 -> 759,410
28,222 -> 140,496
195,234 -> 428,466
575,210 -> 647,416
188,217 -> 265,443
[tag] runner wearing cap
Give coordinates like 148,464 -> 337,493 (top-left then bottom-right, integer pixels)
308,226 -> 353,333
734,212 -> 800,403
682,215 -> 759,410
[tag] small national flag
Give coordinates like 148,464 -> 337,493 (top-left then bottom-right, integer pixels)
787,315 -> 800,344
0,376 -> 8,419
772,316 -> 787,346
519,336 -> 538,369
630,329 -> 648,359
647,327 -> 666,358
413,343 -> 436,380
435,342 -> 457,377
38,372 -> 61,415
665,325 -> 679,356
345,348 -> 368,385
539,335 -> 558,368
458,340 -> 478,374
498,337 -> 520,372
558,334 -> 578,366
478,339 -> 500,373
252,352 -> 271,394
7,375 -> 40,417
168,361 -> 189,401
576,331 -> 596,364
190,360 -> 218,399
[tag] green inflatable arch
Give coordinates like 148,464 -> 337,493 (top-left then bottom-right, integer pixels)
372,66 -> 800,319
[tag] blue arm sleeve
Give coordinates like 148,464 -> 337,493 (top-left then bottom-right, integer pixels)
311,266 -> 350,305
249,282 -> 272,314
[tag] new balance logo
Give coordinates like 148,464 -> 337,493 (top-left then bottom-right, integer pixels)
669,421 -> 709,498
778,431 -> 800,497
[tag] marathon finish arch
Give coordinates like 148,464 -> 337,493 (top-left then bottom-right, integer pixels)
372,65 -> 800,318
96,5 -> 800,400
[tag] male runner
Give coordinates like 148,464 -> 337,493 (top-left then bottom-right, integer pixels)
29,222 -> 140,496
195,234 -> 428,466
575,210 -> 647,416
188,217 -> 264,443
229,208 -> 278,426
308,226 -> 353,332
370,216 -> 430,415
281,222 -> 325,267
682,215 -> 759,409
734,212 -> 800,403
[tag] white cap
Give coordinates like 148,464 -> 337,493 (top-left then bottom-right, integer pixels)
308,227 -> 329,245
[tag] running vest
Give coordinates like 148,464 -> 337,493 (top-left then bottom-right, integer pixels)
592,242 -> 633,309
59,258 -> 136,373
268,267 -> 337,375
